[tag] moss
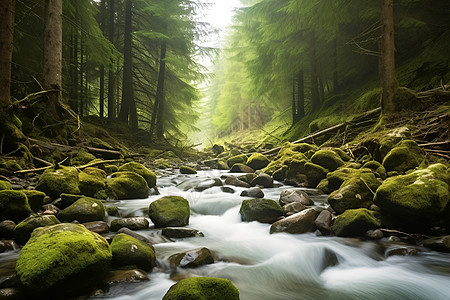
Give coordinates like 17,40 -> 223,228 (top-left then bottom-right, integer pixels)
106,206 -> 120,217
5,160 -> 21,171
239,198 -> 283,224
230,163 -> 254,173
58,197 -> 105,223
227,154 -> 248,168
105,164 -> 119,175
0,190 -> 32,222
148,196 -> 190,228
330,148 -> 351,162
35,166 -> 80,199
162,277 -> 240,300
78,168 -> 107,197
180,165 -> 197,174
326,168 -> 375,192
246,153 -> 270,170
382,140 -> 425,173
118,162 -> 156,188
362,161 -> 387,179
106,171 -> 150,200
110,233 -> 156,271
0,180 -> 12,191
60,193 -> 84,208
71,149 -> 96,166
332,208 -> 380,237
392,87 -> 419,111
15,223 -> 111,294
311,149 -> 345,172
285,159 -> 327,187
14,215 -> 61,245
238,173 -> 257,184
20,190 -> 46,212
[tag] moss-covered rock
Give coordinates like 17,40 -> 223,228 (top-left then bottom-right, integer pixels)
111,233 -> 156,271
239,198 -> 283,224
14,215 -> 61,245
118,162 -> 156,188
180,165 -> 197,174
15,223 -> 111,295
106,171 -> 150,200
227,154 -> 248,168
59,193 -> 84,209
332,208 -> 380,237
58,197 -> 105,223
71,149 -> 96,166
36,166 -> 80,199
382,140 -> 425,173
162,277 -> 240,300
110,217 -> 149,232
246,153 -> 270,170
0,190 -> 32,222
230,163 -> 254,173
273,166 -> 287,181
331,148 -> 351,162
20,190 -> 46,212
149,196 -> 190,227
326,167 -> 375,192
285,159 -> 327,187
311,149 -> 345,172
0,180 -> 12,191
362,161 -> 387,179
78,167 -> 107,197
374,163 -> 449,226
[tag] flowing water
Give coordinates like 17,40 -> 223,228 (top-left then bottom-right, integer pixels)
1,170 -> 450,299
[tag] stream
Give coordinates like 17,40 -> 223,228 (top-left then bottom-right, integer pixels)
2,169 -> 450,299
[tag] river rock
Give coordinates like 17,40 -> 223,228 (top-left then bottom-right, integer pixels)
110,217 -> 149,232
117,227 -> 152,244
246,153 -> 270,170
382,140 -> 425,173
78,167 -> 107,198
285,160 -> 327,188
311,149 -> 345,171
225,176 -> 250,188
59,193 -> 84,208
161,227 -> 204,238
169,247 -> 214,268
366,229 -> 384,239
326,167 -> 376,193
212,144 -> 224,155
195,178 -> 223,191
239,198 -> 283,224
315,210 -> 332,235
332,208 -> 380,237
273,166 -> 287,181
57,197 -> 105,223
227,154 -> 248,168
105,269 -> 150,284
0,190 -> 32,222
180,165 -> 197,174
83,221 -> 110,234
238,173 -> 257,184
106,171 -> 150,200
118,162 -> 156,188
240,187 -> 264,198
362,161 -> 387,179
250,174 -> 273,188
279,189 -> 313,206
14,215 -> 61,245
0,180 -> 12,190
270,208 -> 316,234
422,235 -> 450,253
20,190 -> 46,212
111,233 -> 156,271
0,220 -> 15,239
385,246 -> 422,257
283,202 -> 306,216
230,163 -> 254,173
162,277 -> 240,300
149,196 -> 190,227
15,223 -> 111,295
35,166 -> 80,199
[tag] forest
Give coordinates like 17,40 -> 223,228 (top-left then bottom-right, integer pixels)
0,0 -> 449,299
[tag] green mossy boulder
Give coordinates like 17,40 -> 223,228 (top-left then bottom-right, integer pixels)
382,140 -> 425,173
58,197 -> 105,223
35,166 -> 80,199
162,277 -> 240,300
326,168 -> 375,192
118,162 -> 156,188
78,167 -> 107,197
0,190 -> 32,222
362,161 -> 387,179
15,223 -> 111,295
148,196 -> 190,227
230,163 -> 254,173
14,215 -> 61,245
285,159 -> 327,187
71,149 -> 96,166
227,154 -> 248,168
20,190 -> 46,212
106,171 -> 150,200
311,149 -> 345,172
239,198 -> 283,224
105,164 -> 119,175
332,208 -> 380,237
0,180 -> 12,191
59,193 -> 84,208
246,153 -> 270,170
111,233 -> 156,271
331,148 -> 351,162
180,165 -> 197,174
374,163 -> 449,226
273,166 -> 287,181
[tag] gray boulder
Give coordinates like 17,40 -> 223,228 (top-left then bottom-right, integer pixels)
270,208 -> 316,234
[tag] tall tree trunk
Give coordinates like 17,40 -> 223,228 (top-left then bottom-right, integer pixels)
107,0 -> 115,121
99,0 -> 106,118
380,0 -> 396,113
309,33 -> 320,113
154,41 -> 167,138
43,0 -> 63,116
292,77 -> 297,124
0,0 -> 15,110
297,70 -> 305,119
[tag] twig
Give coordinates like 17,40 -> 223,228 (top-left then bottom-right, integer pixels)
74,159 -> 123,171
9,89 -> 59,108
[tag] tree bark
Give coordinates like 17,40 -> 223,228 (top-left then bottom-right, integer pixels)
380,0 -> 397,113
107,0 -> 115,121
99,0 -> 106,118
0,0 -> 15,110
153,41 -> 167,138
43,0 -> 63,116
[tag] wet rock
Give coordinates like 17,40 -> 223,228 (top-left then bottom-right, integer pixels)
0,190 -> 32,222
285,160 -> 327,188
111,233 -> 156,271
311,149 -> 345,172
385,246 -> 422,257
221,186 -> 235,193
239,198 -> 283,224
117,227 -> 152,244
315,210 -> 332,235
279,189 -> 313,206
106,206 -> 119,216
169,247 -> 214,268
57,197 -> 105,223
110,217 -> 149,232
0,220 -> 15,239
224,176 -> 250,188
332,208 -> 380,237
195,178 -> 222,192
246,153 -> 269,170
0,180 -> 12,191
0,240 -> 18,252
250,174 -> 273,188
118,162 -> 156,188
366,229 -> 384,239
162,277 -> 240,300
283,202 -> 306,216
226,154 -> 248,168
14,215 -> 61,245
162,227 -> 204,238
230,163 -> 254,173
105,269 -> 150,284
42,204 -> 60,215
0,288 -> 24,299
270,208 -> 316,234
35,166 -> 80,200
106,171 -> 150,200
20,190 -> 46,212
212,144 -> 224,155
362,161 -> 387,179
422,236 -> 450,253
382,140 -> 425,173
273,166 -> 287,181
326,167 -> 376,193
237,173 -> 257,184
82,221 -> 110,234
240,187 -> 264,198
149,196 -> 190,228
180,166 -> 197,174
78,167 -> 107,198
59,193 -> 84,209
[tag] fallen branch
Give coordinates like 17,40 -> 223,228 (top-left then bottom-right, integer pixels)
14,158 -> 68,175
75,159 -> 123,171
418,141 -> 449,148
